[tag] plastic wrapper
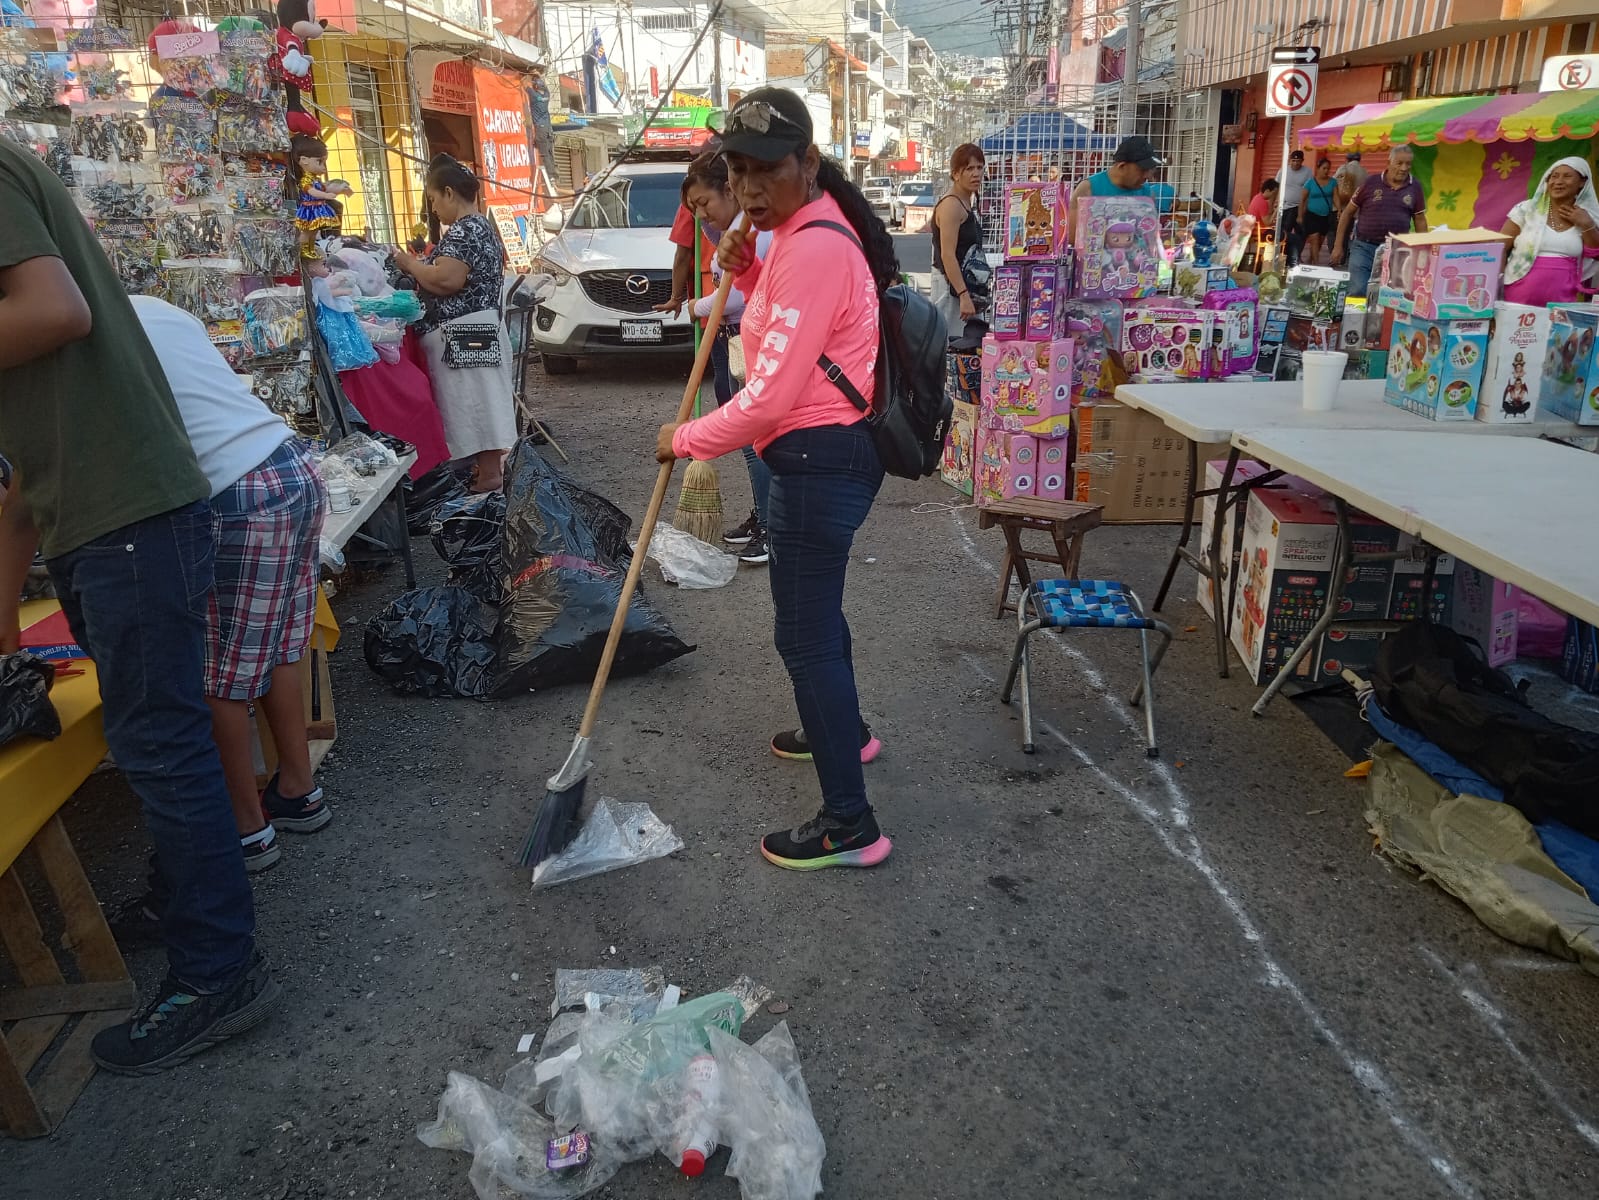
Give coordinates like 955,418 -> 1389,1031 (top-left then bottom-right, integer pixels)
223,165 -> 288,216
363,586 -> 498,699
548,967 -> 668,1022
156,52 -> 231,98
218,28 -> 276,103
317,304 -> 379,371
66,24 -> 138,52
532,798 -> 684,889
163,260 -> 244,320
354,289 -> 424,322
643,526 -> 737,589
0,61 -> 66,121
242,286 -> 307,359
158,208 -> 229,258
233,218 -> 298,277
152,95 -> 218,160
257,361 -> 313,417
327,432 -> 398,475
0,654 -> 61,749
330,246 -> 393,297
216,95 -> 288,154
711,1024 -> 826,1200
161,156 -> 224,202
85,180 -> 156,220
95,218 -> 160,294
358,314 -> 408,345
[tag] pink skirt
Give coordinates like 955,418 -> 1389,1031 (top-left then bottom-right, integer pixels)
1503,255 -> 1582,308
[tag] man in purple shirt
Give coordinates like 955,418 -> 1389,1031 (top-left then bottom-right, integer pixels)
1331,145 -> 1428,295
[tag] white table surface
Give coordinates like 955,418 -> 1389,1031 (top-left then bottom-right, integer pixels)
1229,428 -> 1599,627
320,451 -> 417,565
1114,380 -> 1586,444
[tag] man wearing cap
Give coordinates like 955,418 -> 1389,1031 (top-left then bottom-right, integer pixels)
1067,135 -> 1165,237
1279,149 -> 1312,266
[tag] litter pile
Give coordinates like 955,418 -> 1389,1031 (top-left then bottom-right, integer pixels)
420,969 -> 825,1200
365,440 -> 693,698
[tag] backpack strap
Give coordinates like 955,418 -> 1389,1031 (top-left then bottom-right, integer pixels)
799,220 -> 869,413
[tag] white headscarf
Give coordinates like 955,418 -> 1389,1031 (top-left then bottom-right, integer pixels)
1503,155 -> 1599,285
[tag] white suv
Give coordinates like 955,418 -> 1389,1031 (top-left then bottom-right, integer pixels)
530,161 -> 692,374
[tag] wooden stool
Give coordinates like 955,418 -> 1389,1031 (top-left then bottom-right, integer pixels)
1,816 -> 135,1138
977,497 -> 1104,618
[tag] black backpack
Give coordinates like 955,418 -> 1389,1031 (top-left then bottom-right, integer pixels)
801,220 -> 952,479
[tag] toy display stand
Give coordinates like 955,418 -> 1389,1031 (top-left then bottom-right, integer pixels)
977,497 -> 1104,618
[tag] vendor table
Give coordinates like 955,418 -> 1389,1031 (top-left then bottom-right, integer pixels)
319,450 -> 417,587
1231,428 -> 1599,713
1112,380 -> 1588,678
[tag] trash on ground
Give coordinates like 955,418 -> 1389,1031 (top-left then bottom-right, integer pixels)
423,974 -> 824,1200
641,525 -> 738,589
531,798 -> 684,889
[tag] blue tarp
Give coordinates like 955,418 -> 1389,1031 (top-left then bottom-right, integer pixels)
979,112 -> 1116,155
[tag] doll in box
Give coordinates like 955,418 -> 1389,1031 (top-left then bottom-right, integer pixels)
1074,196 -> 1162,299
1502,353 -> 1532,417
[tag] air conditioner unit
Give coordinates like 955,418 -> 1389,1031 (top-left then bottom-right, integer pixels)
1381,63 -> 1410,93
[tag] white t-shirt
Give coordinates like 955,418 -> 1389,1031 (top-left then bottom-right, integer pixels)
1280,163 -> 1313,207
1508,200 -> 1585,258
130,296 -> 292,497
691,228 -> 774,322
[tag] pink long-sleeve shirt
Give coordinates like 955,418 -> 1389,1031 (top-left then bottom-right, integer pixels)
672,193 -> 879,461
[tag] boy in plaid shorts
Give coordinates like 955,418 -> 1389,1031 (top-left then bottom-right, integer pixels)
132,296 -> 330,872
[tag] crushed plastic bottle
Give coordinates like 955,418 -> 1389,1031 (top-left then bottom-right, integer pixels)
668,1053 -> 722,1177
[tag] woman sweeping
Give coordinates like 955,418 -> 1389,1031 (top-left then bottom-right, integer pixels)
1500,157 -> 1599,308
656,87 -> 896,871
394,156 -> 515,492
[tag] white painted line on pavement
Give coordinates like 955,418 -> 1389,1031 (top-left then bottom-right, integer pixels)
951,510 -> 1477,1198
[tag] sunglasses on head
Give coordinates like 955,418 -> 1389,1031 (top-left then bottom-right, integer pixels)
724,99 -> 806,138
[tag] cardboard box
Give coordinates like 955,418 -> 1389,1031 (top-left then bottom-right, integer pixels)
1478,302 -> 1549,424
1230,487 -> 1339,685
1253,305 -> 1292,378
945,351 -> 981,407
991,264 -> 1025,339
1122,306 -> 1217,382
1384,313 -> 1490,420
1378,228 -> 1509,320
1061,299 -> 1124,399
1071,402 -> 1228,524
979,336 -> 1073,437
1170,263 -> 1235,303
1540,303 -> 1599,426
1002,181 -> 1067,261
1562,619 -> 1599,694
1284,265 -> 1351,322
1196,459 -> 1303,620
1452,566 -> 1519,667
1073,195 -> 1163,299
940,399 -> 976,496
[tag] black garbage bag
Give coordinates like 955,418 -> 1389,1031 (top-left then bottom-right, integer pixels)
0,653 -> 61,748
430,491 -> 507,603
363,586 -> 498,698
1373,621 -> 1599,836
404,462 -> 470,535
491,440 -> 691,695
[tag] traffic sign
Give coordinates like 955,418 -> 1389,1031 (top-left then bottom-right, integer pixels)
1271,45 -> 1320,65
1266,56 -> 1318,118
1540,53 -> 1598,91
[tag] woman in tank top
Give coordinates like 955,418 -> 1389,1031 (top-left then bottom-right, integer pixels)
931,142 -> 985,336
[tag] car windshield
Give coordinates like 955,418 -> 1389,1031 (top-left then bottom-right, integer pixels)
569,172 -> 683,229
899,182 -> 923,196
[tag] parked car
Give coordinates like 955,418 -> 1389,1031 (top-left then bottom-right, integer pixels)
862,175 -> 894,225
900,182 -> 940,235
529,161 -> 692,374
891,178 -> 929,227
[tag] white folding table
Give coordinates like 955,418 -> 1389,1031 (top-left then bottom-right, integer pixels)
1111,380 -> 1587,677
1229,428 -> 1599,713
320,450 -> 419,587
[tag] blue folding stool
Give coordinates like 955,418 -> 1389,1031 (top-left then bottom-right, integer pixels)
1000,579 -> 1175,756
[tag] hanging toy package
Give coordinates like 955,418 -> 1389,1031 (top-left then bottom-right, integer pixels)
233,218 -> 299,277
223,162 -> 287,216
243,286 -> 308,361
159,207 -> 230,258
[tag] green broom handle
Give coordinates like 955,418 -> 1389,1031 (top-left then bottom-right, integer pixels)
576,217 -> 746,739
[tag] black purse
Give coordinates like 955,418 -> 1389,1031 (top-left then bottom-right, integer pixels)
442,322 -> 502,368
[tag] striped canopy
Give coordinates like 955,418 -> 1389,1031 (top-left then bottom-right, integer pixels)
1299,91 -> 1599,150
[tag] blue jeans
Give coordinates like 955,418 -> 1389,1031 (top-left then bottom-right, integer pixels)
762,423 -> 884,819
712,327 -> 772,528
1347,238 -> 1380,298
48,502 -> 256,992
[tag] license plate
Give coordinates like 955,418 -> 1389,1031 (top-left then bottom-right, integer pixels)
620,319 -> 663,343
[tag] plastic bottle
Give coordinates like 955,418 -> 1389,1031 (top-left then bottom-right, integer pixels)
672,1053 -> 722,1177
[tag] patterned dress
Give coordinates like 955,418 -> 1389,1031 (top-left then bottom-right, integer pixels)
417,214 -> 504,334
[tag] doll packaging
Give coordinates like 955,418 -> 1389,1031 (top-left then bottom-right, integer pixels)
1378,229 -> 1509,321
980,335 -> 1074,438
1003,182 -> 1068,261
991,264 -> 1026,339
1073,195 -> 1163,300
1478,301 -> 1550,424
1384,312 -> 1491,421
1540,303 -> 1599,426
1121,306 -> 1216,382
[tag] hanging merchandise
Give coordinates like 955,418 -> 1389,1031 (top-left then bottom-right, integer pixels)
270,0 -> 323,137
232,216 -> 299,276
243,286 -> 309,360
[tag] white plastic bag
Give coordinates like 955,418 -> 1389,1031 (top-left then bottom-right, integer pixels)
711,1023 -> 826,1200
642,526 -> 737,590
531,797 -> 684,889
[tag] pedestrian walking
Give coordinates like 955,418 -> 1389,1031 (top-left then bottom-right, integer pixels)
1279,149 -> 1312,265
654,87 -> 895,871
1331,146 -> 1427,296
1298,158 -> 1339,266
1333,151 -> 1367,212
0,135 -> 278,1074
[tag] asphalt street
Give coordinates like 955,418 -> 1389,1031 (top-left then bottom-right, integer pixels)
6,353 -> 1598,1200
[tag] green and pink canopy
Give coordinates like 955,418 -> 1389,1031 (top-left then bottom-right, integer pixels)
1299,91 -> 1599,229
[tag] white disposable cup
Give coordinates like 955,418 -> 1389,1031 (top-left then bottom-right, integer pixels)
327,482 -> 354,513
1301,351 -> 1348,411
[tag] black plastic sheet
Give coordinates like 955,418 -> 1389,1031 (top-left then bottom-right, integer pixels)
362,586 -> 497,698
404,462 -> 470,535
0,654 -> 60,747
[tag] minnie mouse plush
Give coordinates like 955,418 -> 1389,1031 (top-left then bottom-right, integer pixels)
272,0 -> 322,136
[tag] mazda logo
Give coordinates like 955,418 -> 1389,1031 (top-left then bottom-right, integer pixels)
625,274 -> 651,296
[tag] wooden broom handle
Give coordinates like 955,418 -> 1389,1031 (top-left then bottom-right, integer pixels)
576,217 -> 747,738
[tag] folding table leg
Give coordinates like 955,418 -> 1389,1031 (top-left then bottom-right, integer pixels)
391,481 -> 417,590
1152,438 -> 1200,613
1205,448 -> 1243,678
1253,497 -> 1354,716
1138,628 -> 1158,756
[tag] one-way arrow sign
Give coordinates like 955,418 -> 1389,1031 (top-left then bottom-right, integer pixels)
1272,45 -> 1321,64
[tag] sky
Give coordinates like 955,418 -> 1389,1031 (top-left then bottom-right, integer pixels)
891,0 -> 1002,56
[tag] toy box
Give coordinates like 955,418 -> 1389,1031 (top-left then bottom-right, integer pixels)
1062,299 -> 1124,399
1122,306 -> 1216,382
945,351 -> 981,407
1035,437 -> 1069,500
1202,287 -> 1259,375
976,431 -> 1039,503
1378,228 -> 1509,320
940,399 -> 976,496
1384,313 -> 1490,421
1002,182 -> 1067,261
1196,460 -> 1315,621
1337,299 -> 1367,352
1562,619 -> 1599,694
979,336 -> 1073,438
1073,195 -> 1163,300
991,264 -> 1025,340
1024,260 -> 1070,340
1451,566 -> 1519,667
1283,266 -> 1350,323
1229,486 -> 1340,685
1539,303 -> 1599,426
1170,263 -> 1234,303
1477,302 -> 1549,424
1252,305 -> 1291,378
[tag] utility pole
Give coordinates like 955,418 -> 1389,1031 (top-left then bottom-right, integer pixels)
842,0 -> 852,174
1120,0 -> 1139,137
711,5 -> 723,107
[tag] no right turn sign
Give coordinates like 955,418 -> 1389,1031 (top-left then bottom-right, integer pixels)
1266,46 -> 1319,117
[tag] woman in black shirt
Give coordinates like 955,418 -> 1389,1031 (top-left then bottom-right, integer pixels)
931,143 -> 985,337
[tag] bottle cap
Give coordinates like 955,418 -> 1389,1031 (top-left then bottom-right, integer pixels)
680,1149 -> 707,1177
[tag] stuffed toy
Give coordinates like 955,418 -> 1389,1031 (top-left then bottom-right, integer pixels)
272,0 -> 321,136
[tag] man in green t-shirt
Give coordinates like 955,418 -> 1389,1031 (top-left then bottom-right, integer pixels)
0,137 -> 280,1074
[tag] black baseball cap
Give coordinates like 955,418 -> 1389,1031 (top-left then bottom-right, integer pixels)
1113,135 -> 1164,171
718,87 -> 813,162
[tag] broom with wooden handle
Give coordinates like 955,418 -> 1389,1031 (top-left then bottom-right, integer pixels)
517,218 -> 747,869
672,215 -> 725,544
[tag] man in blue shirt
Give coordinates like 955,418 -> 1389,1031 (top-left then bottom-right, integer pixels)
1067,135 -> 1165,237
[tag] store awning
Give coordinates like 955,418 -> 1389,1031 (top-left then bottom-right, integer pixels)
979,110 -> 1116,155
1299,90 -> 1599,150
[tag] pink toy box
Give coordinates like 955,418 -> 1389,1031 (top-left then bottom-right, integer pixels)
1035,437 -> 1069,500
976,432 -> 1040,504
980,335 -> 1073,438
1002,182 -> 1067,261
940,399 -> 976,497
1122,306 -> 1216,382
1378,228 -> 1510,321
991,264 -> 1025,340
1062,299 -> 1124,399
1073,195 -> 1163,300
1451,566 -> 1520,667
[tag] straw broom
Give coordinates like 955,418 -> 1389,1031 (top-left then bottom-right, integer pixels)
672,214 -> 725,545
